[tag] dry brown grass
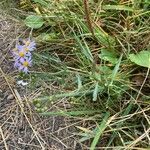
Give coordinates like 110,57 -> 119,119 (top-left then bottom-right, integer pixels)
0,10 -> 80,150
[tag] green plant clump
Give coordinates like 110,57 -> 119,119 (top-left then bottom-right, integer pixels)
20,0 -> 150,149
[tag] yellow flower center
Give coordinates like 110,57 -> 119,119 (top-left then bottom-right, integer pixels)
23,61 -> 29,67
25,41 -> 30,46
24,47 -> 29,52
19,52 -> 25,57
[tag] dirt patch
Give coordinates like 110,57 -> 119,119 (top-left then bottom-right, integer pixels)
0,10 -> 80,150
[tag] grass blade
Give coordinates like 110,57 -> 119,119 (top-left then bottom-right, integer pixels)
109,54 -> 123,86
102,5 -> 135,11
93,82 -> 99,101
40,110 -> 100,117
90,112 -> 110,150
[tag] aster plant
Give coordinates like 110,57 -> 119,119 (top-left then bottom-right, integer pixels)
12,38 -> 36,74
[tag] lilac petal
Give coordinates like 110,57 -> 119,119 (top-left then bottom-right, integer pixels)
17,45 -> 24,51
14,56 -> 21,61
28,61 -> 32,67
19,65 -> 24,71
26,52 -> 32,57
17,63 -> 22,68
29,41 -> 36,50
27,56 -> 32,62
23,67 -> 28,73
14,61 -> 20,68
20,57 -> 25,63
12,51 -> 18,56
26,41 -> 36,51
14,58 -> 21,70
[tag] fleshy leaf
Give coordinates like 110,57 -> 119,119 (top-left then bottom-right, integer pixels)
33,0 -> 48,6
129,51 -> 150,68
99,49 -> 118,64
25,15 -> 44,29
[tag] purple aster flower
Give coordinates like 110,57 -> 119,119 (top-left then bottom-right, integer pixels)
18,57 -> 32,73
14,59 -> 21,68
22,38 -> 36,51
13,45 -> 31,60
12,37 -> 35,74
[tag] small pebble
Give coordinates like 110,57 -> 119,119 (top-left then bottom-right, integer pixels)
7,94 -> 14,100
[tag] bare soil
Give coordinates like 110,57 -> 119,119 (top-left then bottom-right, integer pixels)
0,11 -> 80,150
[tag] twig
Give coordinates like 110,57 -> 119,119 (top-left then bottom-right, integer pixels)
83,0 -> 95,38
135,68 -> 150,101
0,126 -> 9,150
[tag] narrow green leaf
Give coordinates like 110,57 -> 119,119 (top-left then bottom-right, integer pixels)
40,110 -> 100,117
74,33 -> 94,62
93,82 -> 99,101
90,112 -> 110,150
94,27 -> 115,47
110,54 -> 123,86
107,102 -> 133,147
37,89 -> 94,102
76,74 -> 82,91
102,5 -> 135,11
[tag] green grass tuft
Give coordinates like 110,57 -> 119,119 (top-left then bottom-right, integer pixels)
15,0 -> 150,148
